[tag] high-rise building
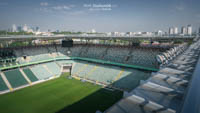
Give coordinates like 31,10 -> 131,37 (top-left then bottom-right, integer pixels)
111,32 -> 119,36
169,27 -> 174,35
126,32 -> 133,36
174,27 -> 178,34
181,26 -> 187,35
36,27 -> 40,32
155,30 -> 163,36
12,24 -> 17,32
187,25 -> 192,35
17,26 -> 23,32
23,24 -> 28,32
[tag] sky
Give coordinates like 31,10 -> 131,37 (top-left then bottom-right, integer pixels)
0,0 -> 200,32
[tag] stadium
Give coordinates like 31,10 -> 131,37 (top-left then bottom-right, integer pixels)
0,35 -> 199,113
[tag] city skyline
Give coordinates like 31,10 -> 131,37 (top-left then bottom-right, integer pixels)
0,0 -> 200,32
9,24 -> 198,35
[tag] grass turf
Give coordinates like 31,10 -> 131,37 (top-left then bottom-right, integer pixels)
0,73 -> 123,113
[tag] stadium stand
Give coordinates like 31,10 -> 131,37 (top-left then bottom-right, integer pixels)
12,45 -> 160,68
4,69 -> 28,88
0,42 -> 190,95
105,94 -> 176,113
127,48 -> 160,68
84,45 -> 106,59
1,39 -> 200,113
11,44 -> 163,69
0,74 -> 8,91
23,68 -> 39,82
45,62 -> 61,76
29,54 -> 52,62
156,43 -> 188,66
102,47 -> 129,62
30,65 -> 53,80
0,49 -> 17,68
131,81 -> 183,111
148,73 -> 187,92
72,61 -> 151,91
72,45 -> 161,68
72,62 -> 94,78
88,65 -> 120,84
112,70 -> 150,91
62,46 -> 82,57
106,39 -> 200,113
24,47 -> 48,56
0,60 -> 68,93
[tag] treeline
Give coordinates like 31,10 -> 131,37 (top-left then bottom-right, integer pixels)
0,31 -> 34,35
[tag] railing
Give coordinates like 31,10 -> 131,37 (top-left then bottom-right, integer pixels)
0,56 -> 159,72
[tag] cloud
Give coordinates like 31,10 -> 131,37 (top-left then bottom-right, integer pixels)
83,4 -> 117,12
52,5 -> 73,10
38,4 -> 75,13
39,7 -> 52,13
40,2 -> 48,6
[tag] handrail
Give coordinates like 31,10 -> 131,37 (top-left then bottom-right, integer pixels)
0,57 -> 158,71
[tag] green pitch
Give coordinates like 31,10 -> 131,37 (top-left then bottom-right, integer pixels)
0,73 -> 122,113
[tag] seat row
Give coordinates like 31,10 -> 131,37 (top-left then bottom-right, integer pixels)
156,43 -> 188,65
105,39 -> 200,113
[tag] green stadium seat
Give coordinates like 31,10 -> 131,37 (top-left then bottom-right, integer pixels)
30,65 -> 53,80
72,61 -> 151,91
4,69 -> 28,88
23,68 -> 38,82
0,75 -> 9,91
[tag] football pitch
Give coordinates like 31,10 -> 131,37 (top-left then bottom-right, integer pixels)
0,73 -> 123,113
